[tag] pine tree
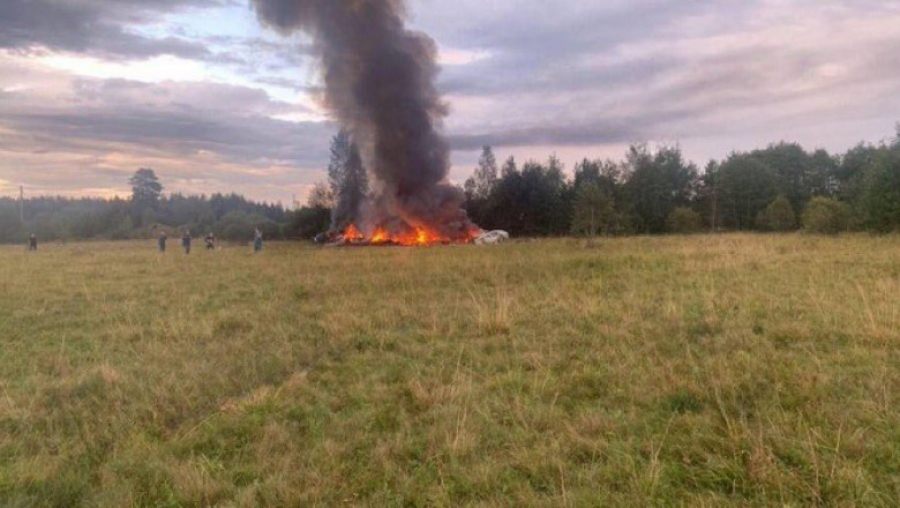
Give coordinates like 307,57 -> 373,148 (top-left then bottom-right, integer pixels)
129,168 -> 163,209
327,131 -> 368,229
472,146 -> 498,199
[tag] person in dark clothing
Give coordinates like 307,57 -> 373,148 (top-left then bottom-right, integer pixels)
28,234 -> 37,251
205,233 -> 216,251
182,231 -> 191,254
158,232 -> 167,253
253,228 -> 263,253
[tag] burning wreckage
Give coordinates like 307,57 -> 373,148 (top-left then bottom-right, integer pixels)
316,224 -> 508,247
253,0 -> 506,247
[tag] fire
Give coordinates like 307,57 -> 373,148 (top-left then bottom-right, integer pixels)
339,224 -> 465,246
344,224 -> 364,241
371,228 -> 389,244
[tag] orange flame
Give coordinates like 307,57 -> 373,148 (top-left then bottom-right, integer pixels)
341,223 -> 469,246
343,224 -> 364,242
371,228 -> 389,244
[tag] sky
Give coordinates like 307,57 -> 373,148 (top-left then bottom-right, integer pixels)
1,0 -> 899,205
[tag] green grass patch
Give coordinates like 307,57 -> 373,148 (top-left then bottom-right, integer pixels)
0,234 -> 899,506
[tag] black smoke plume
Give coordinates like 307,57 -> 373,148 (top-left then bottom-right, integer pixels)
252,0 -> 479,239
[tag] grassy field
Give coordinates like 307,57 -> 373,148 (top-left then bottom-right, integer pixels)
1,235 -> 899,507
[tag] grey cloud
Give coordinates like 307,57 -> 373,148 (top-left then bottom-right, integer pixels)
439,53 -> 675,97
421,1 -> 717,95
0,0 -> 221,59
429,0 -> 900,153
0,75 -> 333,167
67,78 -> 315,117
447,105 -> 698,152
7,109 -> 329,164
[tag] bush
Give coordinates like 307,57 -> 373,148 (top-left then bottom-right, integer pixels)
756,195 -> 797,231
285,207 -> 332,240
802,197 -> 851,235
666,207 -> 702,234
216,211 -> 280,241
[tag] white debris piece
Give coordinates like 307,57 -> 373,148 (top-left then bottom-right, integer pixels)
473,230 -> 510,245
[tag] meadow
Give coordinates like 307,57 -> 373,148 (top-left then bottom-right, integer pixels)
1,234 -> 899,507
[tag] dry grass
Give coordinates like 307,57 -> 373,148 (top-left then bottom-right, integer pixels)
1,234 -> 899,506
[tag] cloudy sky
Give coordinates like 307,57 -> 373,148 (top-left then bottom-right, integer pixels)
1,0 -> 899,204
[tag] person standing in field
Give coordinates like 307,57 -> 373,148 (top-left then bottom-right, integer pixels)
253,228 -> 263,253
205,232 -> 216,251
28,234 -> 37,251
158,232 -> 167,253
182,231 -> 191,254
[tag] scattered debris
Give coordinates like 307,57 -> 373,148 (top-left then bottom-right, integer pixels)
473,230 -> 510,245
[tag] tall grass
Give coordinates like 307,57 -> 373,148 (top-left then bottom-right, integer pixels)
0,234 -> 898,506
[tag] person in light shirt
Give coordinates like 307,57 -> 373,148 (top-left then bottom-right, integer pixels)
253,228 -> 263,253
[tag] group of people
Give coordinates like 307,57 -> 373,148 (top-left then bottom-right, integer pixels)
157,229 -> 264,254
24,229 -> 265,254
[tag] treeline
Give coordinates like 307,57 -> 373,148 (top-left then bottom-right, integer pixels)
0,169 -> 290,244
462,127 -> 900,236
5,127 -> 899,244
0,194 -> 288,244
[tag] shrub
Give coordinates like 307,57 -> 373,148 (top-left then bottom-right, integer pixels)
802,197 -> 851,235
756,195 -> 797,231
666,207 -> 702,234
285,207 -> 331,239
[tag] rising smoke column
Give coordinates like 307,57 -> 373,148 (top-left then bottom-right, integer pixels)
252,0 -> 478,238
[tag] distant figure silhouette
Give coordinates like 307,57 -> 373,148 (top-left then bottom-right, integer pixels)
28,234 -> 37,251
158,232 -> 167,253
253,228 -> 263,253
205,233 -> 216,251
182,231 -> 191,254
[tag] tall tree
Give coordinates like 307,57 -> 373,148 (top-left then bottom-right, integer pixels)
573,158 -> 601,190
570,183 -> 616,236
573,158 -> 621,205
129,168 -> 163,209
864,142 -> 900,232
751,142 -> 831,214
624,144 -> 698,234
472,146 -> 499,199
501,156 -> 518,177
327,131 -> 368,230
327,131 -> 352,199
694,160 -> 722,231
717,154 -> 779,230
809,149 -> 838,198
